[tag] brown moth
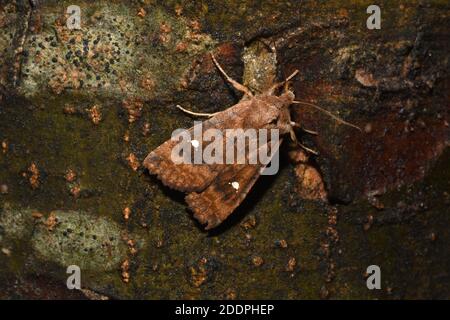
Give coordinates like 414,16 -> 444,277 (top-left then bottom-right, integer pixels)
143,54 -> 359,229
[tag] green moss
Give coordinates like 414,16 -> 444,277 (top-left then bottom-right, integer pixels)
0,0 -> 448,299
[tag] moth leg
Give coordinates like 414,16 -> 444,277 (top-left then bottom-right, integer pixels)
301,127 -> 318,135
176,105 -> 218,118
290,121 -> 318,136
210,53 -> 254,97
289,127 -> 298,142
298,143 -> 319,155
289,127 -> 319,155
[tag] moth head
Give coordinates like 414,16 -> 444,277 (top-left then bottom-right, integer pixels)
256,91 -> 295,135
282,90 -> 295,101
276,90 -> 296,112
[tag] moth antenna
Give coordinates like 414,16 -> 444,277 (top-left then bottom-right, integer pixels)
175,105 -> 218,118
292,101 -> 362,131
298,143 -> 319,155
285,70 -> 300,82
268,70 -> 299,95
210,53 -> 254,97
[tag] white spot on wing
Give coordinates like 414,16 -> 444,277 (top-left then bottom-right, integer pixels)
230,181 -> 240,191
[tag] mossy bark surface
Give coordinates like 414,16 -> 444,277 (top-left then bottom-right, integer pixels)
0,0 -> 449,299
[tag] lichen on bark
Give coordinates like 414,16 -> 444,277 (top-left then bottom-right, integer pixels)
0,0 -> 449,299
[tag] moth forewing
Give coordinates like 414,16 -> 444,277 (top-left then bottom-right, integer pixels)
185,138 -> 283,230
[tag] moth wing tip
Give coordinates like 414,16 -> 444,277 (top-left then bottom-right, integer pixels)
142,153 -> 160,171
186,193 -> 221,230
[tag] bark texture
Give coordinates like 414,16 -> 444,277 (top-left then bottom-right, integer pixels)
0,0 -> 449,299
